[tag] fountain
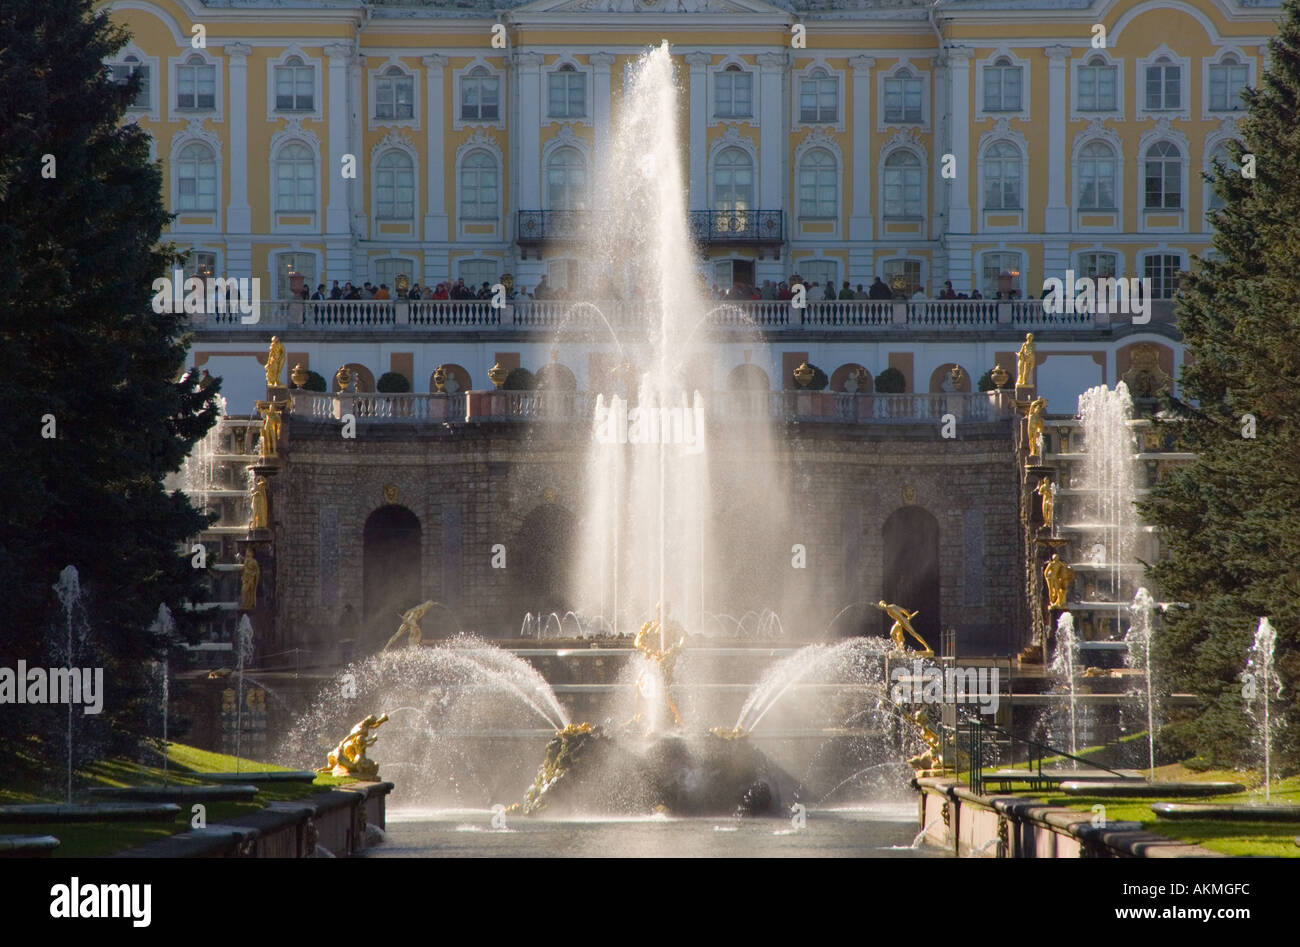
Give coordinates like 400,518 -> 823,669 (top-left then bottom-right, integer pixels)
1048,612 -> 1079,761
52,566 -> 86,804
149,604 -> 176,782
234,614 -> 254,770
1124,588 -> 1158,777
1243,617 -> 1282,801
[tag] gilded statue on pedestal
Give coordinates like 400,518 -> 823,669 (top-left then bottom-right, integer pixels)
318,713 -> 389,780
877,600 -> 933,655
383,600 -> 435,651
1016,333 -> 1036,388
249,476 -> 269,530
1026,396 -> 1047,456
630,603 -> 686,728
1035,476 -> 1055,530
1043,554 -> 1075,610
265,336 -> 286,388
240,548 -> 260,610
257,401 -> 281,458
907,708 -> 944,774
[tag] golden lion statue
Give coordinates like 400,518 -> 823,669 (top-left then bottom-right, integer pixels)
318,712 -> 389,779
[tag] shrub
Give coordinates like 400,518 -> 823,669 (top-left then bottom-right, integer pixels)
377,371 -> 411,393
302,370 -> 326,392
504,367 -> 536,390
874,367 -> 906,393
789,363 -> 829,391
977,368 -> 1011,392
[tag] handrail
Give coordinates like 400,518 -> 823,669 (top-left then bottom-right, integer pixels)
959,715 -> 1130,795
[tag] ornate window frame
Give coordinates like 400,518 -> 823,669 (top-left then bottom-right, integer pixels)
367,57 -> 419,132
792,59 -> 845,134
168,48 -> 221,123
975,48 -> 1031,123
541,125 -> 591,211
1137,120 -> 1190,231
1070,49 -> 1123,122
453,56 -> 506,132
455,131 -> 503,230
369,130 -> 419,227
109,43 -> 160,121
1071,120 -> 1124,232
1201,46 -> 1255,119
793,131 -> 842,235
708,57 -> 757,127
1202,120 -> 1241,227
544,58 -> 592,126
877,59 -> 930,133
1136,44 -> 1191,123
977,120 -> 1028,231
1072,244 -> 1125,281
266,46 -> 324,123
271,246 -> 323,299
169,121 -> 222,230
878,132 -> 926,222
707,126 -> 759,212
976,247 -> 1028,298
268,121 -> 321,234
1138,245 -> 1186,299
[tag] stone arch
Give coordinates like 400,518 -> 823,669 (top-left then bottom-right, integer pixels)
429,363 -> 471,394
830,363 -> 870,392
510,503 -> 577,618
335,363 -> 375,392
928,363 -> 972,393
726,363 -> 770,391
362,504 -> 422,648
881,505 -> 940,649
1117,340 -> 1175,399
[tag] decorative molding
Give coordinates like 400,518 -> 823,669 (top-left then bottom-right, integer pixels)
225,43 -> 252,61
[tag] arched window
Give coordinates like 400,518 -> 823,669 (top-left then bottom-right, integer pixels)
275,55 -> 314,112
275,142 -> 315,212
459,150 -> 498,220
798,149 -> 837,219
1077,141 -> 1117,210
883,151 -> 922,218
1209,54 -> 1248,112
375,150 -> 414,219
983,141 -> 1021,210
546,147 -> 586,210
461,66 -> 499,121
548,64 -> 586,119
713,147 -> 753,212
176,142 -> 216,211
1145,56 -> 1181,111
112,54 -> 150,109
1144,141 -> 1182,209
799,68 -> 838,123
376,65 -> 414,120
715,64 -> 752,119
883,68 -> 922,123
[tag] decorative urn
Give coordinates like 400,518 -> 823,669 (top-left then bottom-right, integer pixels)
433,365 -> 448,393
290,363 -> 308,389
793,362 -> 815,389
488,362 -> 508,390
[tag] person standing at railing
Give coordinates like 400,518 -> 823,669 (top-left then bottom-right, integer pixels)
311,284 -> 325,300
838,281 -> 854,300
868,277 -> 892,300
374,284 -> 390,300
329,280 -> 342,300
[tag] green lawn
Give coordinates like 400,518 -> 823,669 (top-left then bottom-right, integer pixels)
0,741 -> 354,857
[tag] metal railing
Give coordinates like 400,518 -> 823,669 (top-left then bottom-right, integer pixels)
959,716 -> 1131,796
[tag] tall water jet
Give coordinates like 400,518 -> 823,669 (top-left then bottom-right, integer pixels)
234,614 -> 254,770
1049,612 -> 1079,760
1243,618 -> 1281,801
569,42 -> 790,640
150,604 -> 177,783
52,566 -> 85,803
1124,588 -> 1158,777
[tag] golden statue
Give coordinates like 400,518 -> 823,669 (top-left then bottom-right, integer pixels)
1043,554 -> 1075,610
240,548 -> 259,610
630,603 -> 687,728
318,713 -> 389,780
265,336 -> 286,388
383,600 -> 435,651
876,601 -> 933,656
249,476 -> 269,530
907,709 -> 943,774
1016,333 -> 1036,388
1035,476 -> 1055,530
256,401 -> 281,458
335,366 -> 353,393
1026,396 -> 1047,456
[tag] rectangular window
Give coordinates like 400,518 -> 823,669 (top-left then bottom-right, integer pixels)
981,253 -> 1021,298
460,75 -> 500,121
983,65 -> 1022,112
801,259 -> 837,293
1209,63 -> 1248,111
548,72 -> 586,118
376,75 -> 414,119
275,253 -> 315,299
882,260 -> 922,298
1078,64 -> 1117,111
1143,254 -> 1181,298
374,258 -> 412,292
275,65 -> 314,111
177,62 -> 215,110
113,62 -> 150,109
1145,64 -> 1181,110
715,72 -> 752,118
1077,253 -> 1118,279
883,77 -> 923,123
799,76 -> 838,123
184,251 -> 218,281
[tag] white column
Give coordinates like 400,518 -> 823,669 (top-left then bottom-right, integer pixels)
848,55 -> 874,257
423,54 -> 448,242
946,47 -> 974,237
347,50 -> 366,262
756,51 -> 786,212
224,43 -> 252,279
930,54 -> 950,289
1044,45 -> 1071,234
323,43 -> 352,236
684,51 -> 711,210
515,51 -> 544,211
590,52 -> 615,178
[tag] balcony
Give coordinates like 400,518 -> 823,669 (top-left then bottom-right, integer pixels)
190,297 -> 1175,333
288,390 -> 1015,426
515,209 -> 784,252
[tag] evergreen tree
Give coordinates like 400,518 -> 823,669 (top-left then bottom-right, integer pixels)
0,0 -> 220,764
1140,0 -> 1300,772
